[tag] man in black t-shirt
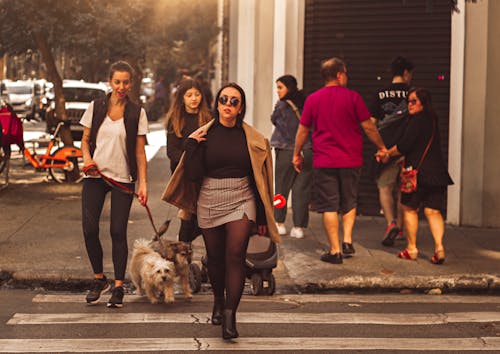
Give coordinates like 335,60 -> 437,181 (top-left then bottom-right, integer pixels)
370,56 -> 414,247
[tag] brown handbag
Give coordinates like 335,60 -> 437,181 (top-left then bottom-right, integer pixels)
400,122 -> 435,194
161,152 -> 200,214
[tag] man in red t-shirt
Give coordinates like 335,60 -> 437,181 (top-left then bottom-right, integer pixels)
293,57 -> 387,264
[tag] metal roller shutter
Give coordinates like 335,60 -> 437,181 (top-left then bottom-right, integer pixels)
303,0 -> 451,216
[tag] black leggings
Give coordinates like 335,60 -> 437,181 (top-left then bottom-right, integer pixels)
82,178 -> 134,281
201,217 -> 252,311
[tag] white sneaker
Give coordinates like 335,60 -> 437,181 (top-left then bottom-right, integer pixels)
290,227 -> 304,239
276,223 -> 287,235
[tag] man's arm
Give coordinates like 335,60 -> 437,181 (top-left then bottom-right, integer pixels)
361,119 -> 386,151
292,124 -> 310,172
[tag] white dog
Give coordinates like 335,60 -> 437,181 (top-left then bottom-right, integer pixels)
130,239 -> 176,304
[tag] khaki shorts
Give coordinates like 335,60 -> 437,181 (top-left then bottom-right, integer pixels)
377,160 -> 401,188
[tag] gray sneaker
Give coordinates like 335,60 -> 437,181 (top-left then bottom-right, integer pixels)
85,277 -> 110,305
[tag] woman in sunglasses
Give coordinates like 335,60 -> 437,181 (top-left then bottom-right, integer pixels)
177,82 -> 280,339
166,78 -> 212,242
378,88 -> 453,264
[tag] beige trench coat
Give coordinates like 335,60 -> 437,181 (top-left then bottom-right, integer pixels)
161,120 -> 280,244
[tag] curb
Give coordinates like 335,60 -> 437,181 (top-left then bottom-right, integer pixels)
295,274 -> 500,294
3,269 -> 499,294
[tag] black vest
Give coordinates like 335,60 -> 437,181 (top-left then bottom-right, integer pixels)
89,94 -> 141,181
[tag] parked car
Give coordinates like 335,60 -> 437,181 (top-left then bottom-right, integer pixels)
1,80 -> 49,121
3,81 -> 35,119
45,80 -> 109,141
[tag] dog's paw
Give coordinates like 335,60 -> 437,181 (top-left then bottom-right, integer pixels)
148,296 -> 161,304
164,297 -> 175,304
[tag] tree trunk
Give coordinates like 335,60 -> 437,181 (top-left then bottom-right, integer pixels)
32,30 -> 80,182
31,31 -> 74,147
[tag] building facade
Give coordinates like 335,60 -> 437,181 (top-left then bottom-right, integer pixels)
221,0 -> 500,227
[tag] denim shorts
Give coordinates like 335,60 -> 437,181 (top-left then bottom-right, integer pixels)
312,167 -> 361,213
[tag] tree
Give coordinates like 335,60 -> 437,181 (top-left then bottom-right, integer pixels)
144,0 -> 219,84
0,0 -> 96,147
0,0 -> 220,124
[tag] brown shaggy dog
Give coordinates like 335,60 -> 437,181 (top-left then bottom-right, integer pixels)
130,239 -> 176,304
149,220 -> 194,299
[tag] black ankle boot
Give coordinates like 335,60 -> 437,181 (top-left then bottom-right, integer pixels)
211,298 -> 224,325
222,309 -> 238,339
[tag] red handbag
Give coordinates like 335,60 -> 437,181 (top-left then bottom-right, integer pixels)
400,123 -> 435,194
400,168 -> 418,193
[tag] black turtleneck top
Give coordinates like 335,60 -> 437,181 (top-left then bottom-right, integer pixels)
184,121 -> 251,180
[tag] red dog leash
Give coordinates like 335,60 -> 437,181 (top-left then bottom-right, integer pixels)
82,163 -> 159,236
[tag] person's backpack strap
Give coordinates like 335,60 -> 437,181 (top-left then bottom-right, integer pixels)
377,100 -> 408,131
285,100 -> 301,120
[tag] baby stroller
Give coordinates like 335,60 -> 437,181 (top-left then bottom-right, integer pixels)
200,194 -> 284,296
245,232 -> 278,295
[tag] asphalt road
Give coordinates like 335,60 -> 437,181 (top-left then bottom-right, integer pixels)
1,289 -> 499,353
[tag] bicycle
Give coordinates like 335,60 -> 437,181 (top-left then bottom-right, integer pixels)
1,119 -> 84,183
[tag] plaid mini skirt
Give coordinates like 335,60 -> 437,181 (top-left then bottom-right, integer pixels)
197,176 -> 256,229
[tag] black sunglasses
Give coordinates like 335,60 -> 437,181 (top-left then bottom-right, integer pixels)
218,95 -> 240,107
408,99 -> 418,105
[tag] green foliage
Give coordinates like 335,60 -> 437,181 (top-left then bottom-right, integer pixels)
0,0 -> 93,55
0,0 -> 219,82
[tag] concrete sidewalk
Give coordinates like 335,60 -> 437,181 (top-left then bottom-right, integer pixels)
0,147 -> 499,293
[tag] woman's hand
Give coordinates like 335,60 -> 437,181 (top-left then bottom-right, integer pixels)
375,149 -> 390,163
188,129 -> 207,143
137,182 -> 148,206
83,160 -> 99,177
258,224 -> 268,236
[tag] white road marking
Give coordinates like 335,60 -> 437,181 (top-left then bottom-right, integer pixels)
32,293 -> 500,304
7,311 -> 500,325
0,337 -> 499,352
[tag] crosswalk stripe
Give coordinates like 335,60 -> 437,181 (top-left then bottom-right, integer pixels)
32,293 -> 500,304
7,311 -> 500,325
32,294 -> 277,304
0,337 -> 499,352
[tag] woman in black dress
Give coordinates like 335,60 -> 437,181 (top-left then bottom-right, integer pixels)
381,88 -> 453,264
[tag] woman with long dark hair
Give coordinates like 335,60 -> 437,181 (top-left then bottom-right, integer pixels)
380,88 -> 453,264
166,79 -> 212,242
80,61 -> 148,308
165,82 -> 280,339
270,75 -> 312,239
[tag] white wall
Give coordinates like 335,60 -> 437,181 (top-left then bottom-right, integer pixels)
447,0 -> 465,225
227,0 -> 304,136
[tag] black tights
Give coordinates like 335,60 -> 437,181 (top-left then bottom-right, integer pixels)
82,178 -> 134,280
201,217 -> 252,312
